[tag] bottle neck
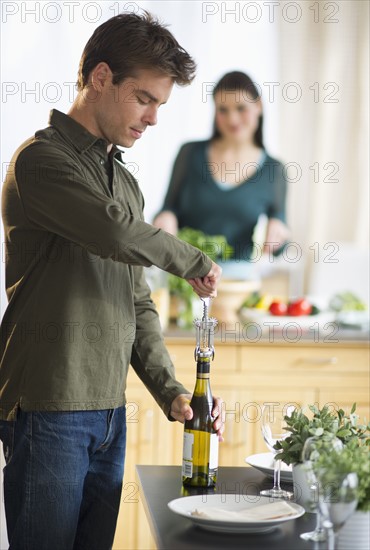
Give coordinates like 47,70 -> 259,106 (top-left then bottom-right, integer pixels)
196,356 -> 211,376
194,357 -> 211,395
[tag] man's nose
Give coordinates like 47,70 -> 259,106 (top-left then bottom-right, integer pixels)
144,106 -> 157,126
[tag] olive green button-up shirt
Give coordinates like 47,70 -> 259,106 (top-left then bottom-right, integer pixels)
0,110 -> 212,421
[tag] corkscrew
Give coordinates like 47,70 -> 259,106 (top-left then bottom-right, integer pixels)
194,297 -> 218,361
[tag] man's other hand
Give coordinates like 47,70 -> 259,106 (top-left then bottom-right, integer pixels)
170,393 -> 225,442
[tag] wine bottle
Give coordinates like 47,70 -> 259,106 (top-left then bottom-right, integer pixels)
182,352 -> 219,487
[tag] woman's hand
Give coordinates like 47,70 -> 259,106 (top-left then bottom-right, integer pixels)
170,393 -> 225,442
263,218 -> 290,255
152,210 -> 178,235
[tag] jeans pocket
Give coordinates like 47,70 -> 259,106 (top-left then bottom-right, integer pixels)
0,419 -> 16,464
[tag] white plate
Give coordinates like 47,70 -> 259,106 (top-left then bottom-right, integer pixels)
239,308 -> 336,330
168,494 -> 304,534
245,453 -> 293,483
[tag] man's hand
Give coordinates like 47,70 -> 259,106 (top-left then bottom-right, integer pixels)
170,393 -> 225,442
187,261 -> 222,298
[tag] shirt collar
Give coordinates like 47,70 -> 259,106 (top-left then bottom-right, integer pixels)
49,109 -> 106,154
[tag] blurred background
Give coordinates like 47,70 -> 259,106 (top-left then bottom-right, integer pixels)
1,0 -> 369,312
0,2 -> 369,547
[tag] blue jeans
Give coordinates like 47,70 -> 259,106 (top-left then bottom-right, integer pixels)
0,406 -> 126,550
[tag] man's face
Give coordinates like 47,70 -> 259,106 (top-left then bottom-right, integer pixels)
92,67 -> 174,148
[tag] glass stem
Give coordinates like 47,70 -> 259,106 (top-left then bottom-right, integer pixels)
272,457 -> 282,491
328,527 -> 335,550
315,509 -> 325,534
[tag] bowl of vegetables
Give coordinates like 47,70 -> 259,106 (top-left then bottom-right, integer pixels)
239,292 -> 336,331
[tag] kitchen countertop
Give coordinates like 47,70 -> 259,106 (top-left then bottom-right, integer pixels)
136,465 -> 325,550
164,325 -> 370,344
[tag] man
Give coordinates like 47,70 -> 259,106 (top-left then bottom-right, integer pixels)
0,12 -> 223,550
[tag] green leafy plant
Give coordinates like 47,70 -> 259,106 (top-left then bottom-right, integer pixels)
169,228 -> 233,327
313,439 -> 370,512
173,227 -> 234,262
274,403 -> 370,466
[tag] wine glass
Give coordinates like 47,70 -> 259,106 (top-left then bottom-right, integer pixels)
319,471 -> 358,550
300,435 -> 343,542
260,403 -> 295,499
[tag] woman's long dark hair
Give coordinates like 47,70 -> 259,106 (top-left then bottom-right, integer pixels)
211,71 -> 264,148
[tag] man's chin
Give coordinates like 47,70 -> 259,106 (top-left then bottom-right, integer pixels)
117,138 -> 135,148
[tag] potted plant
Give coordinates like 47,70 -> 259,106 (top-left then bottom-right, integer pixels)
273,404 -> 369,506
313,439 -> 370,550
275,403 -> 369,465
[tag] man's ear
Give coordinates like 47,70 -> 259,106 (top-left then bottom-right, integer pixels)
90,62 -> 112,93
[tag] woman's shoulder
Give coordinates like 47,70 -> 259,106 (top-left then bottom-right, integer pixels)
178,139 -> 210,154
260,151 -> 287,185
263,150 -> 285,168
174,140 -> 209,164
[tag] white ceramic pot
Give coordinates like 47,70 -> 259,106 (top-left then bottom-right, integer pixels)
337,510 -> 370,550
292,463 -> 316,511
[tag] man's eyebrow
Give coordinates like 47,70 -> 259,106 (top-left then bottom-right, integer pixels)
136,89 -> 167,105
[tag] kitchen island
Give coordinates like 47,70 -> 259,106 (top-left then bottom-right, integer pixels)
113,327 -> 369,549
136,465 -> 323,550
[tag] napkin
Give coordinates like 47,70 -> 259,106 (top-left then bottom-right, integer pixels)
191,500 -> 297,522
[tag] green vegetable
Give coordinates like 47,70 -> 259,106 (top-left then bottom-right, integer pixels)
175,227 -> 234,262
309,304 -> 321,315
169,229 -> 233,299
168,228 -> 234,327
241,291 -> 261,308
329,291 -> 367,312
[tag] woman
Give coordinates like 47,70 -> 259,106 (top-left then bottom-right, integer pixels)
153,71 -> 290,278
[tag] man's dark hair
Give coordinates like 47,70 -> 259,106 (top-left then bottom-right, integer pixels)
77,11 -> 196,90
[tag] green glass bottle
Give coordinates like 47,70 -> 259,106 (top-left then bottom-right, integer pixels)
182,353 -> 218,487
182,299 -> 218,488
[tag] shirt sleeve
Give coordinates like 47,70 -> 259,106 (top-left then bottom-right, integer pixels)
129,265 -> 190,419
14,140 -> 212,280
266,159 -> 287,222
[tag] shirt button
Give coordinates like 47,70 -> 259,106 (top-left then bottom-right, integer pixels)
100,159 -> 104,165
